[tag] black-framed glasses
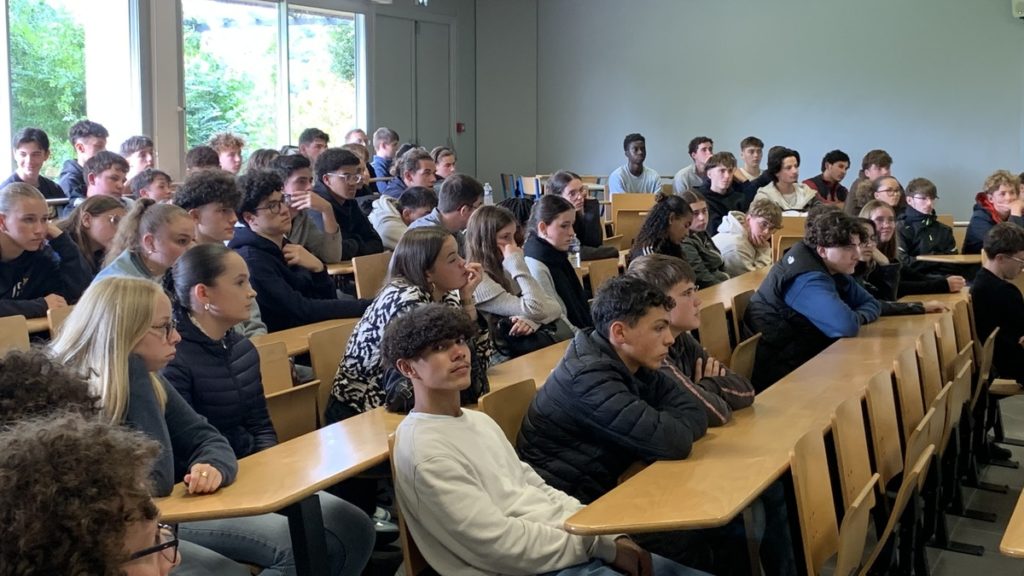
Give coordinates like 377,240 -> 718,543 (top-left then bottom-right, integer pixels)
876,188 -> 901,197
126,523 -> 179,564
150,318 -> 178,340
254,199 -> 287,215
328,172 -> 364,184
909,195 -> 938,202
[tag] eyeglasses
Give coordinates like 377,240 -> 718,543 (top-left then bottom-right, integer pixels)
1009,256 -> 1024,267
253,200 -> 287,215
876,189 -> 901,197
909,195 -> 938,201
150,318 -> 178,340
564,187 -> 590,200
328,172 -> 364,184
126,523 -> 179,564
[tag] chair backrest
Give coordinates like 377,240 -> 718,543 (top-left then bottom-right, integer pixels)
944,360 -> 973,451
478,379 -> 537,443
833,473 -> 881,576
972,327 -> 999,411
308,321 -> 358,425
697,302 -> 732,367
612,209 -> 648,250
936,213 -> 954,228
893,346 -> 925,445
934,314 -> 958,384
831,395 -> 876,511
587,258 -> 620,295
929,382 -> 952,457
255,341 -> 294,395
265,380 -> 320,442
790,429 -> 840,576
915,331 -> 942,407
778,215 -> 807,237
388,434 -> 431,576
353,251 -> 392,299
500,173 -> 518,198
865,370 -> 904,488
861,447 -> 933,575
520,176 -> 541,198
0,315 -> 30,352
731,289 -> 755,340
903,407 -> 935,491
773,235 -> 803,262
610,192 -> 656,214
729,332 -> 761,381
47,305 -> 74,338
951,300 -> 973,358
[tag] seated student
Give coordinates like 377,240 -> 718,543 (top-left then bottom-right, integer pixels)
845,175 -> 902,217
408,173 -> 484,256
313,147 -> 385,259
345,127 -> 369,147
59,119 -> 108,203
369,185 -> 437,250
185,145 -> 222,174
733,135 -> 763,183
964,170 -> 1024,254
752,147 -> 820,213
854,217 -> 947,316
130,168 -> 174,202
381,148 -> 436,198
370,127 -> 399,182
120,135 -> 155,182
608,133 -> 661,193
2,127 -> 65,200
673,136 -> 713,193
972,222 -> 1024,383
229,171 -> 368,332
546,170 -> 619,260
626,254 -> 755,426
847,148 -> 893,200
341,142 -> 376,196
0,183 -> 89,318
326,227 -> 490,423
860,200 -> 965,296
172,168 -> 241,245
298,127 -> 330,164
498,196 -> 534,245
524,194 -> 594,331
803,149 -> 850,205
244,148 -> 280,174
713,198 -> 782,276
697,151 -> 752,234
82,150 -> 130,204
680,189 -> 730,287
161,244 -> 375,575
896,177 -> 960,276
58,195 -> 126,278
271,154 -> 342,264
96,199 -> 194,283
209,132 -> 245,174
744,209 -> 880,390
627,192 -> 693,263
386,304 -> 702,576
430,145 -> 457,192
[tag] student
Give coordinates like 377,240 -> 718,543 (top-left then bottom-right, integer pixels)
386,304 -> 700,576
546,169 -> 619,260
734,135 -> 763,183
298,127 -> 330,163
370,127 -> 400,182
271,154 -> 343,264
312,147 -> 385,259
627,193 -> 693,263
971,222 -> 1024,383
325,227 -> 490,423
673,136 -> 713,193
626,254 -> 755,426
608,133 -> 661,193
847,149 -> 893,198
130,168 -> 174,202
698,151 -> 747,235
964,170 -> 1024,254
524,194 -> 594,330
713,198 -> 782,276
161,244 -> 376,575
209,132 -> 245,174
185,145 -> 221,173
845,175 -> 902,217
752,147 -> 820,213
59,119 -> 108,202
803,149 -> 850,205
854,218 -> 946,316
896,177 -> 959,275
381,148 -> 436,198
96,199 -> 194,283
0,183 -> 89,318
58,195 -> 126,277
84,150 -> 130,202
680,189 -> 729,287
2,127 -> 65,199
369,185 -> 438,250
244,148 -> 280,174
173,168 -> 240,245
341,142 -> 376,196
744,209 -> 880,390
430,145 -> 457,191
408,173 -> 484,256
230,170 -> 368,332
120,135 -> 155,181
345,127 -> 369,147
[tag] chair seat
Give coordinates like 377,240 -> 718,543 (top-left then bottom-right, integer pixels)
990,379 -> 1024,397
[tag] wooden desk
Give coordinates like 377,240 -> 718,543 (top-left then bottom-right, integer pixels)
1001,491 -> 1024,557
251,319 -> 357,357
326,261 -> 354,276
696,267 -> 769,312
914,253 -> 981,265
26,317 -> 48,334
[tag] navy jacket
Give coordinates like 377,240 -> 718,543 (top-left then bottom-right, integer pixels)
963,195 -> 1024,255
0,233 -> 90,318
58,159 -> 86,203
312,181 -> 385,260
897,207 -> 960,276
972,267 -> 1024,383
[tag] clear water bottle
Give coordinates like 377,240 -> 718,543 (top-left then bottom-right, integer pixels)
483,182 -> 494,205
569,237 -> 581,267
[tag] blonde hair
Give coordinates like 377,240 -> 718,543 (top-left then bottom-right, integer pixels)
103,198 -> 189,267
48,277 -> 167,423
0,182 -> 45,214
983,170 -> 1020,195
747,198 -> 783,228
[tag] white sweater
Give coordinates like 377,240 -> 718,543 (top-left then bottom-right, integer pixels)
393,410 -> 618,575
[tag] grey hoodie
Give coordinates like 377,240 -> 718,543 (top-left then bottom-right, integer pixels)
368,196 -> 408,250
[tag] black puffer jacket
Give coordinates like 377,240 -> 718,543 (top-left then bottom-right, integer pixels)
516,330 -> 708,504
897,207 -> 960,276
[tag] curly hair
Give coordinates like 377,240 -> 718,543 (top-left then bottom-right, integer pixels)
0,349 -> 99,424
381,303 -> 477,368
983,169 -> 1020,196
805,209 -> 861,249
630,193 -> 693,261
209,132 -> 245,152
237,170 -> 284,218
0,412 -> 160,575
591,275 -> 675,339
173,168 -> 241,211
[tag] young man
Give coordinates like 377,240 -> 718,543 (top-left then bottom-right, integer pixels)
407,173 -> 484,256
312,147 -> 384,260
735,136 -> 763,182
696,151 -> 773,235
673,136 -> 713,193
344,128 -> 369,147
752,147 -> 820,213
743,208 -> 880,390
803,149 -> 850,205
713,198 -> 783,276
896,177 -> 959,276
387,303 -> 700,576
172,168 -> 241,245
230,170 -> 368,332
370,127 -> 399,182
608,133 -> 661,194
848,149 -> 893,195
120,135 -> 155,181
963,170 -> 1024,254
185,145 -> 221,173
210,132 -> 245,174
381,148 -> 436,198
297,127 -> 330,164
972,222 -> 1024,383
368,186 -> 438,250
129,168 -> 174,202
83,151 -> 130,202
270,154 -> 343,264
2,128 -> 65,200
59,119 -> 108,202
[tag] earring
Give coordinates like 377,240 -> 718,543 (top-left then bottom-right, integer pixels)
429,281 -> 436,293
203,303 -> 210,312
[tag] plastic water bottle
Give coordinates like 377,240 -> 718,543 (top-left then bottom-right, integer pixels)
483,182 -> 494,206
569,237 -> 581,267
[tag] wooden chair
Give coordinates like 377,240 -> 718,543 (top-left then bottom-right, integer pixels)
865,370 -> 905,493
951,300 -> 973,360
478,379 -> 537,443
934,314 -> 959,384
730,289 -> 755,341
936,213 -> 954,228
860,446 -> 933,575
353,251 -> 392,299
46,304 -> 74,338
388,434 -> 431,576
0,315 -> 30,352
729,333 -> 761,381
893,347 -> 926,447
612,209 -> 648,250
520,176 -> 541,198
697,302 -> 732,368
915,331 -> 943,408
831,395 -> 878,511
308,321 -> 358,425
266,381 -> 320,442
610,192 -> 657,214
772,235 -> 802,262
587,258 -> 620,295
256,341 -> 294,394
658,183 -> 674,196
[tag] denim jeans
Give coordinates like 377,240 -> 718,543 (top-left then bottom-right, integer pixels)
540,554 -> 711,576
174,539 -> 252,576
179,492 -> 375,576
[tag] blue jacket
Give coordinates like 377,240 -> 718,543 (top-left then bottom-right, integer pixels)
380,177 -> 408,199
161,308 -> 278,459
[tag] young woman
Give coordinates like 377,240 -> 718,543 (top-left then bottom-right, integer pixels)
59,195 -> 126,277
713,198 -> 782,276
964,170 -> 1024,254
545,170 -> 618,260
430,145 -> 457,183
627,192 -> 694,263
854,218 -> 946,316
161,244 -> 375,576
679,189 -> 730,287
95,198 -> 195,282
326,227 -> 491,423
845,176 -> 902,217
523,194 -> 594,331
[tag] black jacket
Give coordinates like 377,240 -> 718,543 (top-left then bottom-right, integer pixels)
228,226 -> 369,332
516,330 -> 708,504
312,181 -> 385,260
971,267 -> 1024,382
700,171 -> 773,235
853,261 -> 924,317
897,207 -> 960,276
58,159 -> 85,203
0,233 -> 90,318
161,309 -> 278,459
